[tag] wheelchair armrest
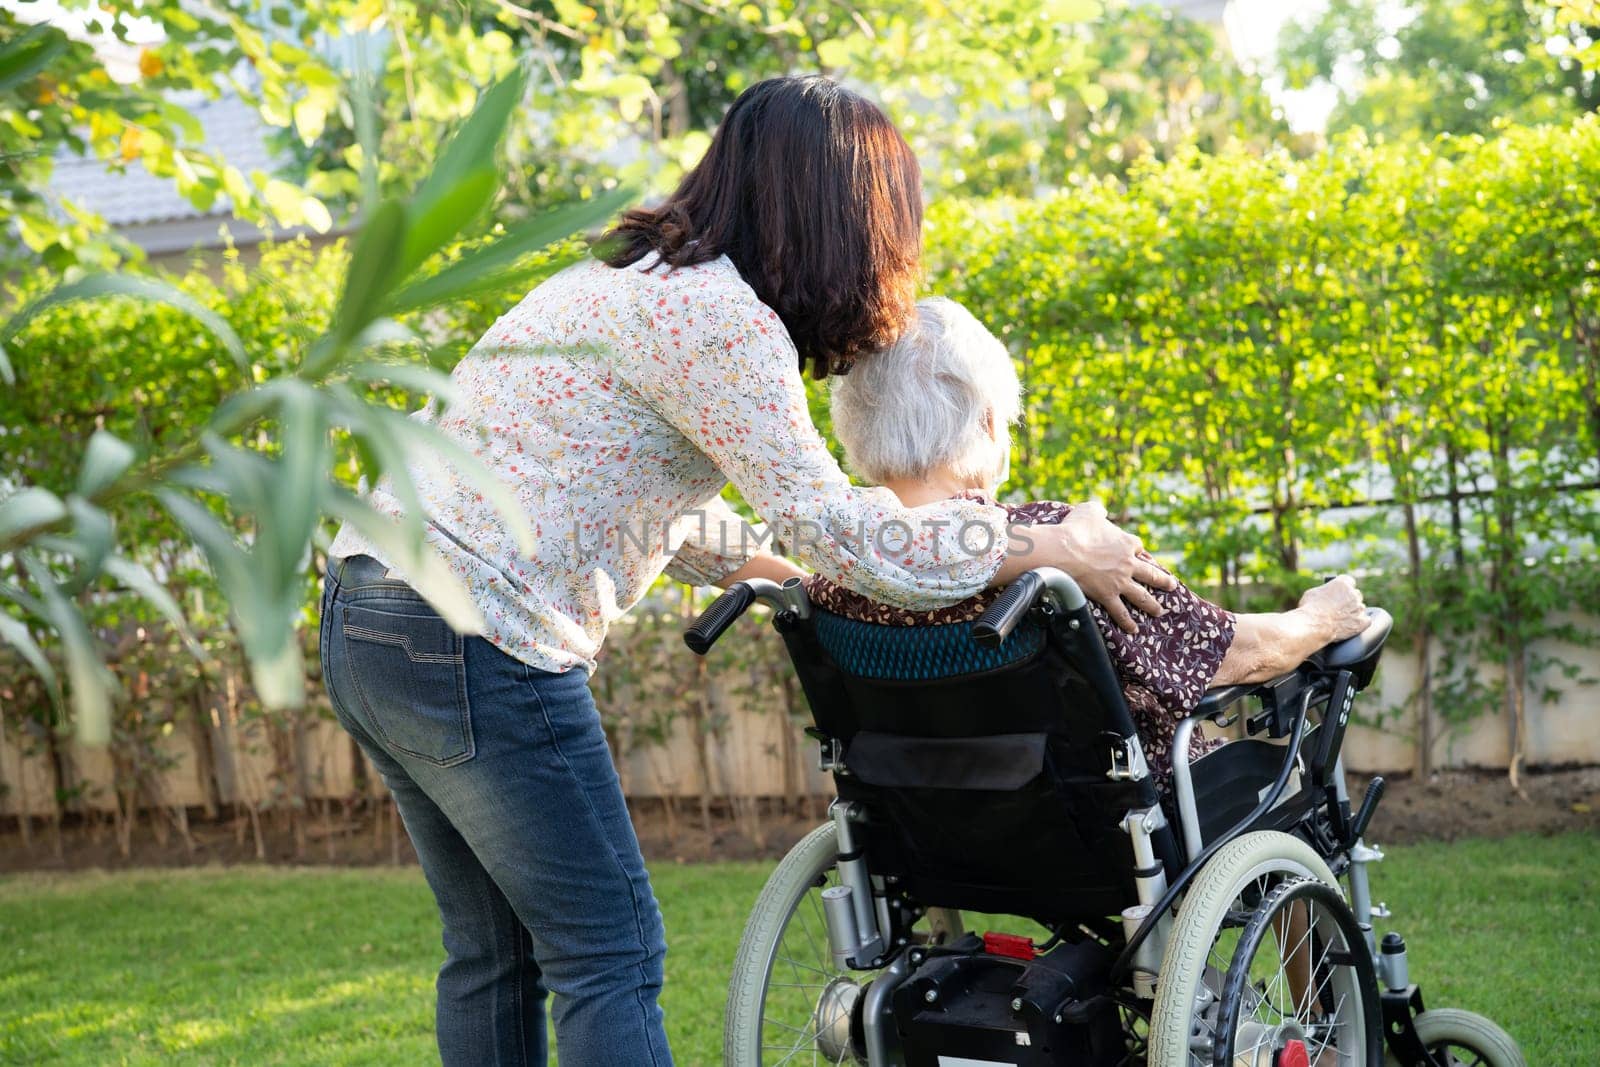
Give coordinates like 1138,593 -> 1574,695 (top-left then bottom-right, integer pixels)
1313,608 -> 1392,689
1193,669 -> 1305,734
1194,682 -> 1257,721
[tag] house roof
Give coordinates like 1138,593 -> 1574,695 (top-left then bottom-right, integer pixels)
48,94 -> 280,250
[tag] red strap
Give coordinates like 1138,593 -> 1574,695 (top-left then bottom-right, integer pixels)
982,931 -> 1036,960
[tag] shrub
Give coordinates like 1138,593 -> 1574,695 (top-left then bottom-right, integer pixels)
925,116 -> 1600,779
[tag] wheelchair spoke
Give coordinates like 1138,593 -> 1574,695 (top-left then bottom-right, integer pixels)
759,861 -> 863,1067
1188,872 -> 1286,1064
763,1016 -> 824,1067
1204,879 -> 1373,1067
1309,992 -> 1350,1062
775,952 -> 833,980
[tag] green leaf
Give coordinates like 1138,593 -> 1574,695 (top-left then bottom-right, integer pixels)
1042,0 -> 1102,20
1,273 -> 247,374
344,361 -> 463,407
0,487 -> 68,546
22,555 -> 114,747
321,383 -> 425,537
349,32 -> 381,210
361,402 -> 537,558
388,187 -> 634,314
351,318 -> 421,352
0,340 -> 12,386
330,198 -> 408,349
293,94 -> 330,144
398,166 -> 499,283
64,497 -> 114,588
157,489 -> 252,599
246,637 -> 306,712
77,430 -> 137,500
326,489 -> 486,635
101,555 -> 204,659
210,381 -> 293,438
816,39 -> 851,69
155,483 -> 304,708
0,611 -> 62,712
199,433 -> 277,504
0,579 -> 47,620
269,381 -> 328,578
331,398 -> 425,546
0,24 -> 68,95
411,67 -> 528,224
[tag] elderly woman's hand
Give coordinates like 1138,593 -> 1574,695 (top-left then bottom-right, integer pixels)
1013,502 -> 1178,634
1297,575 -> 1368,642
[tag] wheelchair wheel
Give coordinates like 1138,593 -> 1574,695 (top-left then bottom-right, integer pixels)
1395,1009 -> 1526,1067
1213,876 -> 1381,1065
725,821 -> 863,1066
1148,830 -> 1363,1066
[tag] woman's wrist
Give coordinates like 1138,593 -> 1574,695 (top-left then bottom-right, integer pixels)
1288,606 -> 1337,652
996,518 -> 1172,634
718,553 -> 805,588
991,536 -> 1045,586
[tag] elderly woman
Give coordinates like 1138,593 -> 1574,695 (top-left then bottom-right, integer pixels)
806,298 -> 1371,788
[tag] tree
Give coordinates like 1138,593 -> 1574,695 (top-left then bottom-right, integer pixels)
913,2 -> 1290,191
1278,0 -> 1600,140
7,0 -> 1296,277
270,0 -> 1118,205
0,5 -> 335,271
1554,0 -> 1600,71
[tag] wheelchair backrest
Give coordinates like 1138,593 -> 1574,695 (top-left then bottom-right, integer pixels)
773,593 -> 1184,926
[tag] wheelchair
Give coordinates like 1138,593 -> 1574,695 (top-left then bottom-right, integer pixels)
685,568 -> 1525,1067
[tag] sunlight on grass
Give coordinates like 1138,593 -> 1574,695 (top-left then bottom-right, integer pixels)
0,833 -> 1593,1065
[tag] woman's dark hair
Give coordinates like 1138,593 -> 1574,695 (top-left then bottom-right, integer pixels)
599,76 -> 923,377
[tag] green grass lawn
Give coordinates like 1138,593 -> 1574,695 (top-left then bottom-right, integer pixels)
1,833 -> 1595,1066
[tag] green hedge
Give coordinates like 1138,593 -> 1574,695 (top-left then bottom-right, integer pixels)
5,118 -> 1596,813
924,116 -> 1600,773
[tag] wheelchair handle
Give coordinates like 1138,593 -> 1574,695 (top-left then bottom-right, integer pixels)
972,567 -> 1086,649
684,583 -> 755,655
683,577 -> 806,655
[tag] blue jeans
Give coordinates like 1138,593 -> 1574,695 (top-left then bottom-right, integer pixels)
320,555 -> 672,1067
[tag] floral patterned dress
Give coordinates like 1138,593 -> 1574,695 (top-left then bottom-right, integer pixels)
805,497 -> 1236,788
329,254 -> 1011,675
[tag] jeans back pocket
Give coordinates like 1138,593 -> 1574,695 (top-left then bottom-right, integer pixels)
340,601 -> 475,767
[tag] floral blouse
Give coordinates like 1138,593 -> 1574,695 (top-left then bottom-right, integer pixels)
805,497 -> 1237,786
329,254 -> 1010,675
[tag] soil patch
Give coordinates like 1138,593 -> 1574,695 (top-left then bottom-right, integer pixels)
1350,766 -> 1600,844
2,768 -> 1595,873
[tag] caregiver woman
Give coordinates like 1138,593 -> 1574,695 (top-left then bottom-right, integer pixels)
319,74 -> 1173,1067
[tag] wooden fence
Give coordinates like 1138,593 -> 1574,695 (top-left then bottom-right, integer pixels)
3,616 -> 1596,822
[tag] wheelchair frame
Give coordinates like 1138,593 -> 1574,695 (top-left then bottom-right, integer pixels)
689,568 -> 1493,1066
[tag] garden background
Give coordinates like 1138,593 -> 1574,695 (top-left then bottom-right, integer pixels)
1,0 -> 1598,861
3,3 -> 1600,1064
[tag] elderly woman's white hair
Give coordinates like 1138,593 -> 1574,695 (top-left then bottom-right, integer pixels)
830,297 -> 1021,487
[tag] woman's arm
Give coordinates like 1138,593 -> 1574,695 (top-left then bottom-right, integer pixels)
1211,576 -> 1370,686
620,287 -> 1164,619
716,553 -> 806,588
1001,503 -> 1177,634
